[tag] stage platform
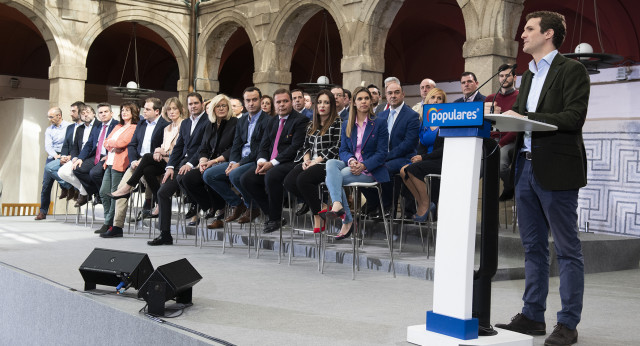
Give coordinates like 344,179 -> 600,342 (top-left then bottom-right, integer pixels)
1,214 -> 639,345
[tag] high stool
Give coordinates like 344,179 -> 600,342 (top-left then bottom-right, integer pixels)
322,181 -> 395,279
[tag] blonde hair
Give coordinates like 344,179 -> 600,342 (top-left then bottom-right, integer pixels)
419,88 -> 447,122
161,97 -> 187,122
207,94 -> 233,122
345,86 -> 375,138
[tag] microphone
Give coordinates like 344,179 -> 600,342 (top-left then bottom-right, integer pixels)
489,64 -> 517,114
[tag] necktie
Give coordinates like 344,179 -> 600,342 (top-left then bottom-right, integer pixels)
270,118 -> 286,161
387,109 -> 396,137
94,124 -> 107,164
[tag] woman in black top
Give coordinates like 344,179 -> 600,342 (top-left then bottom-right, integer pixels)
181,94 -> 238,229
283,90 -> 342,233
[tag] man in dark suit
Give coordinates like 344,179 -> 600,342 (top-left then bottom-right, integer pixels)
495,11 -> 590,346
148,92 -> 209,246
365,81 -> 420,217
58,104 -> 98,206
292,89 -> 313,119
100,98 -> 169,236
202,87 -> 270,224
71,103 -> 119,207
453,72 -> 486,103
240,89 -> 309,233
331,86 -> 350,121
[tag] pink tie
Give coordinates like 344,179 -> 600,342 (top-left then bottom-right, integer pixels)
270,118 -> 286,160
94,124 -> 107,164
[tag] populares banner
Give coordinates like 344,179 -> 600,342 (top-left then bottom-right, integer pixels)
423,101 -> 484,127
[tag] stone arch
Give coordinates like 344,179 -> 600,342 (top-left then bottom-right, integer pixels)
359,0 -> 405,63
2,0 -> 64,66
267,1 -> 346,75
197,10 -> 257,91
80,8 -> 189,80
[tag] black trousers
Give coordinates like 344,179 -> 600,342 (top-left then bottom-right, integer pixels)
240,161 -> 295,222
89,163 -> 105,198
128,153 -> 166,199
73,159 -> 98,197
157,159 -> 188,236
181,166 -> 226,212
283,163 -> 326,215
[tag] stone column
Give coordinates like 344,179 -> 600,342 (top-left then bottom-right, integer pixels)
459,0 -> 524,95
48,64 -> 87,120
463,38 -> 519,95
341,55 -> 384,91
253,70 -> 291,98
194,78 -> 219,101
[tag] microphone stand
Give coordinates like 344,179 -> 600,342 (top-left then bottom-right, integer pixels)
489,64 -> 517,114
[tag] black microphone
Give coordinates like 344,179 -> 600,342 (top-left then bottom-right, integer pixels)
489,64 -> 517,114
476,64 -> 511,93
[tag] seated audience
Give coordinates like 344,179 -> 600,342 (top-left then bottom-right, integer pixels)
203,87 -> 269,224
324,86 -> 389,240
283,90 -> 342,233
240,89 -> 309,234
181,94 -> 237,229
400,88 -> 447,221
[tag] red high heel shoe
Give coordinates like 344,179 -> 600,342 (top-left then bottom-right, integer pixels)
313,219 -> 326,233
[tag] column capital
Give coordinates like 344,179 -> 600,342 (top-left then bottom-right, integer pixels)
462,37 -> 519,59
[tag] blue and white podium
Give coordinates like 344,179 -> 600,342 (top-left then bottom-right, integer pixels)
407,106 -> 557,346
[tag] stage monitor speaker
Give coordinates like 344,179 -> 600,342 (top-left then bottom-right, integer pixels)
138,258 -> 202,316
79,248 -> 154,291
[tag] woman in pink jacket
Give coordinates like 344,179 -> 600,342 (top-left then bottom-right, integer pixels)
99,102 -> 139,238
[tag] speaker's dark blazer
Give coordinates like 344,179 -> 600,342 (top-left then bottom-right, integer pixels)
510,53 -> 590,190
229,111 -> 270,166
78,119 -> 118,161
338,116 -> 390,183
167,113 -> 210,168
377,103 -> 420,172
60,123 -> 79,156
197,117 -> 238,163
257,110 -> 309,164
127,116 -> 170,165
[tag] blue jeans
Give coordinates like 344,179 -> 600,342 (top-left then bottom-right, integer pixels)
229,163 -> 256,207
325,159 -> 375,224
515,156 -> 584,329
39,158 -> 55,214
44,159 -> 72,190
100,166 -> 124,226
203,162 -> 240,207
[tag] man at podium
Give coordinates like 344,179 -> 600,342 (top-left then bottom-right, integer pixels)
495,10 -> 590,346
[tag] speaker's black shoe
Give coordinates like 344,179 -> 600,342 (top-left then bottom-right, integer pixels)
495,313 -> 546,336
184,204 -> 198,219
295,203 -> 309,216
544,323 -> 577,346
100,226 -> 123,238
147,236 -> 173,246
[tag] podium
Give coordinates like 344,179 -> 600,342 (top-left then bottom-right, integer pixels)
407,110 -> 557,346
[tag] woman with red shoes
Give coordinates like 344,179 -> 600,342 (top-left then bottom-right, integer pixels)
283,90 -> 342,233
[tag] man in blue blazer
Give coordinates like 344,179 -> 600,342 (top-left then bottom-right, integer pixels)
292,89 -> 313,119
72,103 -> 118,206
149,92 -> 210,246
240,89 -> 309,233
453,72 -> 486,103
365,81 -> 420,216
203,87 -> 270,224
